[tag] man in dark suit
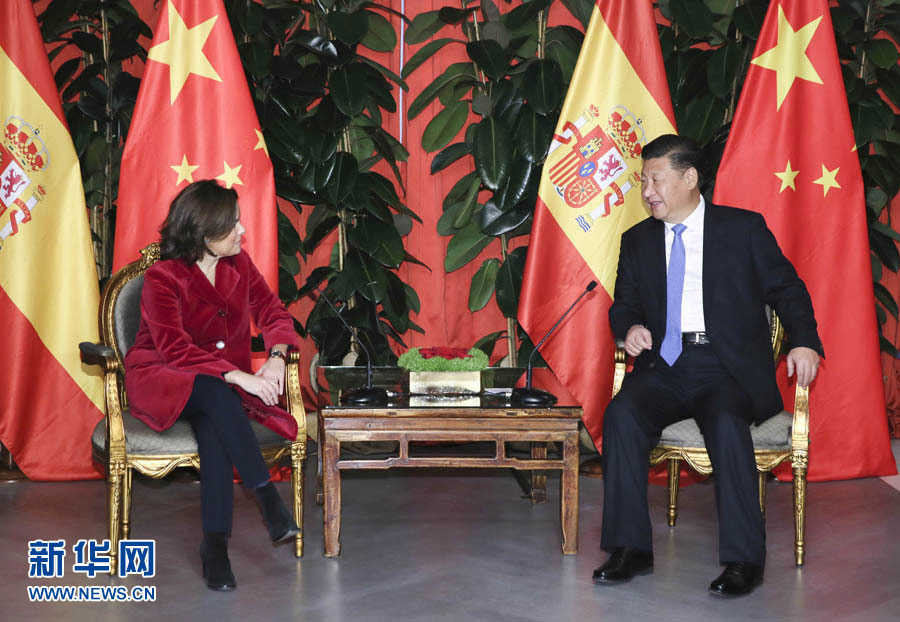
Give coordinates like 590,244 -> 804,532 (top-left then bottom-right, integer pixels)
592,135 -> 822,596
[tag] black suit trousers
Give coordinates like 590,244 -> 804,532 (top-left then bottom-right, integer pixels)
181,374 -> 270,535
600,344 -> 766,566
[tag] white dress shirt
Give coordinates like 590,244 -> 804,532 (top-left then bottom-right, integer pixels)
664,197 -> 706,332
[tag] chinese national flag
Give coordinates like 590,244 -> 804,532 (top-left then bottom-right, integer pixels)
114,0 -> 277,286
715,1 -> 896,480
518,0 -> 676,445
0,1 -> 104,479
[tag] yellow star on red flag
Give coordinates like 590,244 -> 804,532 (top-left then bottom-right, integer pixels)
812,164 -> 840,197
774,160 -> 799,193
170,154 -> 199,185
254,129 -> 269,157
216,161 -> 244,188
147,0 -> 222,104
750,5 -> 823,110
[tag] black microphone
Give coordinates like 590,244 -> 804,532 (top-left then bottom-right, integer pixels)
511,280 -> 598,407
314,286 -> 388,406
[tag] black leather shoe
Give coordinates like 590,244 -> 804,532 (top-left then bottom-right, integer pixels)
592,547 -> 654,584
255,482 -> 301,544
200,533 -> 236,591
709,562 -> 763,597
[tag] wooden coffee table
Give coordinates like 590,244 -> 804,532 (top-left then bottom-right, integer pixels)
319,401 -> 582,557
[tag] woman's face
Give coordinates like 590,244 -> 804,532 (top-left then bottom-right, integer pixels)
206,203 -> 245,258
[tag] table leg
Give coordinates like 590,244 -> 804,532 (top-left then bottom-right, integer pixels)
560,432 -> 579,554
323,429 -> 341,558
530,443 -> 547,504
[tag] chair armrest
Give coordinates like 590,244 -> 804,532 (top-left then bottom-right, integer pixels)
790,384 -> 810,460
612,340 -> 627,398
79,342 -> 119,373
285,351 -> 308,444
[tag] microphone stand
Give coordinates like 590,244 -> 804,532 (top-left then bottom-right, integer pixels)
511,281 -> 597,407
314,286 -> 388,406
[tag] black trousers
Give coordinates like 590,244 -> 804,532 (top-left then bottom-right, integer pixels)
600,343 -> 766,566
180,374 -> 269,535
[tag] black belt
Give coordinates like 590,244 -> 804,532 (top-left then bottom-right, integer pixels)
681,332 -> 710,345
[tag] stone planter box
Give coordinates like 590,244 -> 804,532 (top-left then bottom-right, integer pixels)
408,370 -> 481,395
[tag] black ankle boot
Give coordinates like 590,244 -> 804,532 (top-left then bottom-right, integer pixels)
254,482 -> 300,544
200,532 -> 236,591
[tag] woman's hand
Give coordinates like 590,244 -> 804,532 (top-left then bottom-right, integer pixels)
223,369 -> 280,406
255,355 -> 285,395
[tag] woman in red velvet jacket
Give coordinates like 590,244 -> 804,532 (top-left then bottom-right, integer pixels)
124,180 -> 300,592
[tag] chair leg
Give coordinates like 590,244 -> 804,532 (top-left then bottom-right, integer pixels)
122,466 -> 133,540
291,442 -> 305,558
107,467 -> 124,575
793,464 -> 807,566
758,471 -> 767,522
667,458 -> 680,527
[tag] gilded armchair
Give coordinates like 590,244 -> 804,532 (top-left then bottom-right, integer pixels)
611,311 -> 810,566
79,243 -> 307,573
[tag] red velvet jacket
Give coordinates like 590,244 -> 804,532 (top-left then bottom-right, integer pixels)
124,251 -> 300,439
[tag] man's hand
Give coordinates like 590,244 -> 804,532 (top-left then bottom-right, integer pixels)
624,325 -> 653,357
786,346 -> 820,387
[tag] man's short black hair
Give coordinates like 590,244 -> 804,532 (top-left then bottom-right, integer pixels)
641,134 -> 704,188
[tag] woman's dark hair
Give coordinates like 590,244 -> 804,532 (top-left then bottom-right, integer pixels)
159,180 -> 238,262
641,134 -> 705,188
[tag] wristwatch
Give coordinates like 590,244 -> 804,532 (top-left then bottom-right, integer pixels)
269,349 -> 286,360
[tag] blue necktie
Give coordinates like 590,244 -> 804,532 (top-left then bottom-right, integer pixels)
661,224 -> 686,366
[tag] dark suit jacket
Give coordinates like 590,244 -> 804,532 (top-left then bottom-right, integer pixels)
609,203 -> 823,423
124,250 -> 300,439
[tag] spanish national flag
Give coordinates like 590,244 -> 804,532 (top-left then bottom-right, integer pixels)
518,0 -> 675,446
0,1 -> 104,479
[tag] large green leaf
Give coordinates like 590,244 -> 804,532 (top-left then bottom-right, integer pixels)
494,247 -> 527,318
506,0 -> 552,30
422,100 -> 470,152
521,59 -> 564,115
875,282 -> 900,319
360,11 -> 397,53
343,251 -> 389,303
495,159 -> 534,211
516,110 -> 555,163
348,217 -> 405,268
469,258 -> 501,311
707,42 -> 742,98
330,63 -> 368,117
290,30 -> 339,62
678,93 -> 726,146
325,152 -> 359,204
438,7 -> 478,24
443,171 -> 480,211
732,0 -> 767,40
466,40 -> 509,80
871,225 -> 900,272
560,0 -> 593,30
865,154 -> 900,198
453,174 -> 482,229
480,199 -> 532,237
670,0 -> 715,40
408,62 -> 474,120
328,10 -> 368,45
866,39 -> 899,69
402,38 -> 462,79
431,142 -> 473,174
473,117 -> 512,191
445,220 -> 493,272
406,10 -> 447,44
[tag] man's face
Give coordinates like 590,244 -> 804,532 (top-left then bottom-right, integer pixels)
640,156 -> 698,223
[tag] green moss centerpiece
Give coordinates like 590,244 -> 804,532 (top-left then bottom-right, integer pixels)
399,347 -> 487,397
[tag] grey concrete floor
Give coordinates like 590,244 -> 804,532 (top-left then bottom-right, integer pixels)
2,444 -> 900,622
